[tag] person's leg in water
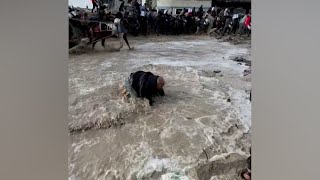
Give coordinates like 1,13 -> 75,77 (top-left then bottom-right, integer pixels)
144,17 -> 148,36
240,148 -> 251,180
208,27 -> 217,36
239,24 -> 246,36
156,23 -> 160,36
242,26 -> 249,37
91,31 -> 96,49
123,33 -> 131,49
92,41 -> 97,49
101,39 -> 105,48
221,25 -> 228,36
119,77 -> 132,103
231,20 -> 239,34
221,18 -> 231,36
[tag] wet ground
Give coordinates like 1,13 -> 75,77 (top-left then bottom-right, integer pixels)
69,35 -> 251,180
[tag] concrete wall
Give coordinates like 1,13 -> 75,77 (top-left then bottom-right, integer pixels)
110,0 -> 213,14
156,0 -> 211,14
157,0 -> 211,8
141,0 -> 157,8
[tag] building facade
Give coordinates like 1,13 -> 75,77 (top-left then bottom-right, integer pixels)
109,0 -> 250,15
154,0 -> 211,14
139,0 -> 211,14
212,0 -> 251,10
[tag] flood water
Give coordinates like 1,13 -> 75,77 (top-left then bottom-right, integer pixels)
68,36 -> 251,180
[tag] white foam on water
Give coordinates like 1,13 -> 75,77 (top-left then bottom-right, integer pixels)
136,157 -> 185,179
69,36 -> 251,180
71,138 -> 100,154
228,88 -> 251,130
161,173 -> 190,180
69,174 -> 76,180
129,39 -> 249,78
79,87 -> 96,95
101,61 -> 112,68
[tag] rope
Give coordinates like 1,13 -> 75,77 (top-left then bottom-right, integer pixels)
69,18 -> 114,25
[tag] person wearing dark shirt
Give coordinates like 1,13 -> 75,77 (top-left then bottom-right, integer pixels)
119,71 -> 165,106
131,71 -> 165,105
91,0 -> 98,13
119,1 -> 125,12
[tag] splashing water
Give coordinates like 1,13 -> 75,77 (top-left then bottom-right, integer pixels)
69,36 -> 251,180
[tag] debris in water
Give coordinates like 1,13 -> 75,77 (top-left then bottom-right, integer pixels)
243,69 -> 251,76
93,104 -> 98,110
203,149 -> 209,160
231,57 -> 251,66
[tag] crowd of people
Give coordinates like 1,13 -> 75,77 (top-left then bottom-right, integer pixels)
69,0 -> 251,38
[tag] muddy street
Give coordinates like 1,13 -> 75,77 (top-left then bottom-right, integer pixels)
68,36 -> 251,180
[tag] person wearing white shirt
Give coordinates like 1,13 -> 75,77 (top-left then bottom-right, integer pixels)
114,12 -> 132,49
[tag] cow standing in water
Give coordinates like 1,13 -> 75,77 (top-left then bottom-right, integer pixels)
88,21 -> 118,49
88,12 -> 132,49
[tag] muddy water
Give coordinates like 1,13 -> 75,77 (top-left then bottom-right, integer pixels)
69,36 -> 251,180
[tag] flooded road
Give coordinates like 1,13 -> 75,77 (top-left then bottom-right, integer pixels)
69,36 -> 251,180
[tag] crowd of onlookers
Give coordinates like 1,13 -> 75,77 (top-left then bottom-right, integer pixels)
69,0 -> 251,38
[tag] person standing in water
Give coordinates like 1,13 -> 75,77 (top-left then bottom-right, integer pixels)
114,12 -> 132,49
244,10 -> 251,37
140,3 -> 149,36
